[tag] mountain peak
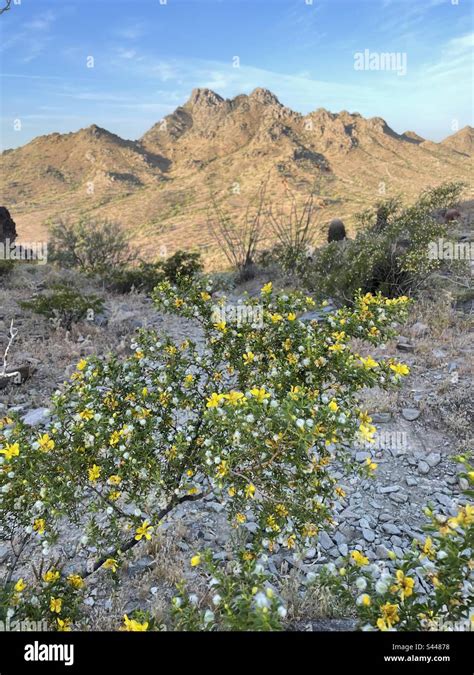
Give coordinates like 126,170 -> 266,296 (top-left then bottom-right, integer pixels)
248,88 -> 282,106
186,88 -> 224,108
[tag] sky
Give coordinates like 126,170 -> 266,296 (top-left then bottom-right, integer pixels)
0,0 -> 472,150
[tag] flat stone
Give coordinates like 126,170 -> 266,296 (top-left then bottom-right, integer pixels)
390,493 -> 408,504
22,407 -> 50,426
417,460 -> 430,475
370,412 -> 392,424
338,544 -> 348,556
356,451 -> 371,462
379,485 -> 400,494
318,531 -> 334,550
401,407 -> 420,421
375,544 -> 390,559
406,476 -> 418,487
397,341 -> 414,353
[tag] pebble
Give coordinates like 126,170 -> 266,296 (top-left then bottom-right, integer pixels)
318,532 -> 334,550
402,407 -> 421,421
383,523 -> 401,535
426,452 -> 441,468
22,407 -> 50,426
362,529 -> 375,543
379,485 -> 400,494
406,476 -> 418,487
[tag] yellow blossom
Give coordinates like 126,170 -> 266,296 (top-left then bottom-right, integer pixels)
0,442 -> 20,461
245,483 -> 256,499
43,569 -> 60,583
14,578 -> 26,593
328,399 -> 339,413
76,359 -> 87,371
360,356 -> 379,370
38,434 -> 55,452
206,392 -> 224,408
350,550 -> 369,566
224,390 -> 245,406
103,558 -> 119,573
88,464 -> 101,482
190,554 -> 201,567
122,615 -> 148,631
287,312 -> 296,321
34,518 -> 45,535
57,618 -> 72,632
135,520 -> 153,541
67,574 -> 84,589
79,409 -> 94,421
243,351 -> 255,365
50,597 -> 62,614
261,282 -> 272,294
390,363 -> 410,376
377,603 -> 400,631
250,387 -> 270,403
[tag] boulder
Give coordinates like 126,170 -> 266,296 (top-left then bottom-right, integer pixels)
0,206 -> 17,244
327,219 -> 346,242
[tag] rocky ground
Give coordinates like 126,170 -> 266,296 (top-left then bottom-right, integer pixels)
0,262 -> 472,630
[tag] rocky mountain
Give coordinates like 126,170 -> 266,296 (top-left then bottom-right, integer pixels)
0,88 -> 471,261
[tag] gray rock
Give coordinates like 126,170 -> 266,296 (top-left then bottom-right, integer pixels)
22,407 -> 50,426
402,407 -> 420,421
382,523 -> 401,535
356,451 -> 370,462
371,412 -> 392,424
375,544 -> 390,559
379,485 -> 400,494
426,452 -> 441,468
362,528 -> 375,543
318,531 -> 334,550
396,341 -> 414,353
390,493 -> 408,504
338,544 -> 348,556
417,460 -> 430,475
406,476 -> 418,487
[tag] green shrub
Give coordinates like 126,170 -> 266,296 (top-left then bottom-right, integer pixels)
301,182 -> 465,304
1,282 -> 412,630
20,283 -> 104,330
104,251 -> 203,295
0,260 -> 14,279
48,217 -> 135,275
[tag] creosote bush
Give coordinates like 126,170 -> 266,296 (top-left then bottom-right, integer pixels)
1,280 -> 414,630
48,217 -> 135,275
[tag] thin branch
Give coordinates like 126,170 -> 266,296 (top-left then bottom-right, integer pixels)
0,319 -> 20,380
0,1 -> 11,16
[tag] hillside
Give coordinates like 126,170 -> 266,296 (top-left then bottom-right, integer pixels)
1,88 -> 472,262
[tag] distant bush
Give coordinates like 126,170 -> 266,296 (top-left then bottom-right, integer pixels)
300,182 -> 465,304
0,260 -> 14,279
104,250 -> 203,294
20,283 -> 104,330
48,217 -> 135,275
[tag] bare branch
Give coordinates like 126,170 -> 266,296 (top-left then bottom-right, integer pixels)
0,319 -> 20,380
0,1 -> 12,16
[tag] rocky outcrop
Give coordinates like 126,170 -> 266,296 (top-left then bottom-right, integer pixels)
0,206 -> 17,244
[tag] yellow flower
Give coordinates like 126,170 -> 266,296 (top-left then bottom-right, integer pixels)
275,503 -> 289,517
261,282 -> 272,294
391,570 -> 415,600
122,614 -> 148,631
213,320 -> 227,332
359,411 -> 372,425
57,618 -> 72,632
38,434 -> 55,452
359,356 -> 379,370
201,291 -> 211,301
0,442 -> 20,461
269,313 -> 283,323
228,486 -> 236,497
67,574 -> 84,589
365,457 -> 378,473
350,550 -> 369,566
134,350 -> 144,360
420,536 -> 436,560
390,363 -> 410,376
49,597 -> 62,614
135,520 -> 153,541
359,423 -> 377,443
76,359 -> 87,371
287,312 -> 296,321
79,409 -> 94,421
245,483 -> 256,499
14,578 -> 26,593
236,513 -> 246,524
216,461 -> 228,478
190,554 -> 201,567
103,558 -> 119,573
88,464 -> 101,482
224,390 -> 245,406
328,343 -> 345,353
206,392 -> 224,408
184,374 -> 194,385
289,386 -> 301,400
109,430 -> 121,446
377,603 -> 400,630
287,535 -> 296,549
243,351 -> 255,365
43,569 -> 60,583
250,387 -> 270,403
108,474 -> 122,486
328,399 -> 339,413
34,518 -> 45,535
359,594 -> 371,607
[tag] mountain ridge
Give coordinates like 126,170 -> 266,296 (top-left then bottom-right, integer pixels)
1,88 -> 471,262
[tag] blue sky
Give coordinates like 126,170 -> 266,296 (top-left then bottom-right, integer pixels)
0,0 -> 472,150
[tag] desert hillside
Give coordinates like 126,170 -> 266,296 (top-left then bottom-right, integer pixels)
1,88 -> 472,262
